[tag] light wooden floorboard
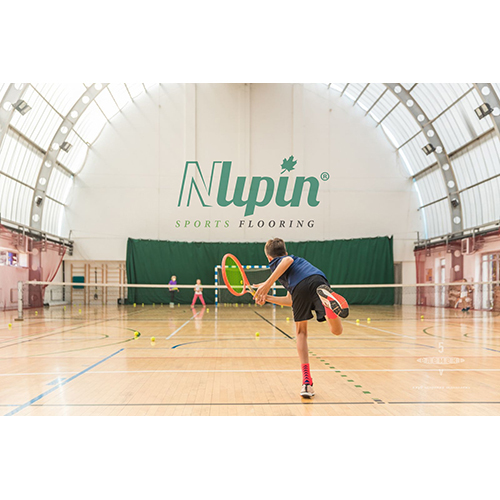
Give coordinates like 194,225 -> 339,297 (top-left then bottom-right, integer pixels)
1,303 -> 499,416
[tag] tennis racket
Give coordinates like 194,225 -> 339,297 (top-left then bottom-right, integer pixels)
221,254 -> 256,297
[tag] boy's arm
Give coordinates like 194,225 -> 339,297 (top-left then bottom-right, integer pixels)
255,256 -> 293,302
257,292 -> 292,307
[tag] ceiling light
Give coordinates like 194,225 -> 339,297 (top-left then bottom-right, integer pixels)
475,102 -> 493,120
13,100 -> 31,115
422,143 -> 436,156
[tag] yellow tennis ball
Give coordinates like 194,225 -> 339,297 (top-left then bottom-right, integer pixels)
35,311 -> 38,316
142,303 -> 144,307
356,319 -> 360,324
134,303 -> 136,307
286,317 -> 290,321
367,318 -> 371,322
79,309 -> 82,314
8,323 -> 12,329
207,308 -> 209,313
255,332 -> 260,337
421,315 -> 424,319
151,337 -> 155,342
134,331 -> 140,338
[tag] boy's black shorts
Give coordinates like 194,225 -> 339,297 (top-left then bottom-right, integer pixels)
291,274 -> 329,323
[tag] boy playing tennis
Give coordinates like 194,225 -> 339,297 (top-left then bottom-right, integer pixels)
254,238 -> 349,398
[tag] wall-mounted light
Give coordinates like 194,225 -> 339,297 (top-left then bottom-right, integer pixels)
451,198 -> 460,208
13,100 -> 32,115
422,143 -> 436,155
475,102 -> 493,120
60,141 -> 73,152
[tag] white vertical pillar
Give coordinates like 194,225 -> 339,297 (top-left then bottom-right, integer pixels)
16,281 -> 24,321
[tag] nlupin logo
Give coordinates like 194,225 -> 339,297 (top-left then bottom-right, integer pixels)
177,156 -> 324,216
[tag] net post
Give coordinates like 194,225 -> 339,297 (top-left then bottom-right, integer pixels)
15,281 -> 24,321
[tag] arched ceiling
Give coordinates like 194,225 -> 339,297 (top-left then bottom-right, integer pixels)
1,83 -> 500,243
0,83 -> 156,239
327,83 -> 500,241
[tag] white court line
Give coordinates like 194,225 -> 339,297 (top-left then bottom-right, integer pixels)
0,372 -> 79,377
165,310 -> 202,339
350,321 -> 416,339
89,368 -> 500,373
2,368 -> 500,377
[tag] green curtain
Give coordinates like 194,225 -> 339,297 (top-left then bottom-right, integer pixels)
125,236 -> 394,305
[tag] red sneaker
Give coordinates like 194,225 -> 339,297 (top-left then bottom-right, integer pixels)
316,285 -> 349,318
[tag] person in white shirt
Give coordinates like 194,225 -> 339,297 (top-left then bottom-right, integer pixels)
455,278 -> 473,312
191,279 -> 206,307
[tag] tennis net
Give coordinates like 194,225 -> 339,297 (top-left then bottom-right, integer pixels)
10,280 -> 500,320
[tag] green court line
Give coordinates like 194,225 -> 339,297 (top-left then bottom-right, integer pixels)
309,349 -> 384,403
25,329 -> 141,358
423,326 -> 500,348
28,337 -> 136,357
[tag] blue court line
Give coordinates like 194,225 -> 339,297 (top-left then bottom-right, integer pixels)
46,377 -> 66,386
4,348 -> 124,417
166,311 -> 202,340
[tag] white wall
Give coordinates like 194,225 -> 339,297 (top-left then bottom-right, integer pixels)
63,83 -> 422,269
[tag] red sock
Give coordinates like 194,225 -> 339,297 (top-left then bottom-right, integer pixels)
301,363 -> 313,385
324,306 -> 338,319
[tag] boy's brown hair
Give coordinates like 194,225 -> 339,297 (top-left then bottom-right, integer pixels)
265,238 -> 287,258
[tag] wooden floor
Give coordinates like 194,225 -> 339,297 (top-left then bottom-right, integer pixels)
1,303 -> 500,416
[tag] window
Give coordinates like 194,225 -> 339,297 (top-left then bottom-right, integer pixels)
481,253 -> 500,310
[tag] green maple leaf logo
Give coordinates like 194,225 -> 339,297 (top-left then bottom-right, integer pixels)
281,155 -> 297,174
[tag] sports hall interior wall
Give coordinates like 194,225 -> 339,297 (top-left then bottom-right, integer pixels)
125,236 -> 394,305
61,83 -> 420,286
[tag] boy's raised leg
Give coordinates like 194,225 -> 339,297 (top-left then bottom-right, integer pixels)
316,284 -> 349,318
326,315 -> 343,336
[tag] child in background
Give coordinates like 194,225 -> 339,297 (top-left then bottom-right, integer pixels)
456,278 -> 473,312
168,275 -> 178,308
191,279 -> 206,307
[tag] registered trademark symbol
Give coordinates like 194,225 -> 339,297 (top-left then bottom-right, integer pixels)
320,172 -> 330,181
